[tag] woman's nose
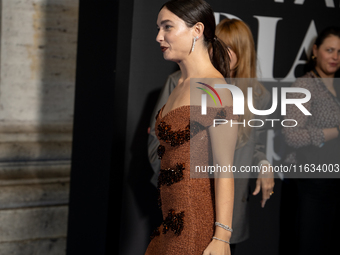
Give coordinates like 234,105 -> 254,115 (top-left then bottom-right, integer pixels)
156,29 -> 164,43
332,51 -> 340,60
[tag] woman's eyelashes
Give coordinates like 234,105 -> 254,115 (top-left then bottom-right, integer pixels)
156,24 -> 173,32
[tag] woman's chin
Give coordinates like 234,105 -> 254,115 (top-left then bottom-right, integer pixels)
324,67 -> 339,76
163,55 -> 178,63
329,67 -> 340,74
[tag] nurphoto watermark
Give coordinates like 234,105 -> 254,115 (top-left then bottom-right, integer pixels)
189,78 -> 340,179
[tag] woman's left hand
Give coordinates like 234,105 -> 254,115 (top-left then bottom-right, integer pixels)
252,164 -> 275,208
203,239 -> 230,255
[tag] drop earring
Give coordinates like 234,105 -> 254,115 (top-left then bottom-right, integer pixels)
191,36 -> 199,52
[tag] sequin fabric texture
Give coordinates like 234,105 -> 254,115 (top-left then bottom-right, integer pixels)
144,105 -> 238,255
157,121 -> 191,147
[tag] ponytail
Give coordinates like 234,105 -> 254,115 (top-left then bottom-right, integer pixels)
210,36 -> 231,78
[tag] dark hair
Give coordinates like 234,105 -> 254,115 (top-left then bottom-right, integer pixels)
306,26 -> 340,72
161,0 -> 231,77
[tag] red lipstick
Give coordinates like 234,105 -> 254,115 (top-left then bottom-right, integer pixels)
161,46 -> 168,52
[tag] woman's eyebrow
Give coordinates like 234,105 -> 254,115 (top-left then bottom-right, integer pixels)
161,19 -> 173,25
157,19 -> 173,27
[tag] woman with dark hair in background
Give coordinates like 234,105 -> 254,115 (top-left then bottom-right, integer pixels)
145,1 -> 238,254
147,17 -> 274,254
282,26 -> 340,255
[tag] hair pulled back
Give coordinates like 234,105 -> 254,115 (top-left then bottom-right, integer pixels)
161,0 -> 231,77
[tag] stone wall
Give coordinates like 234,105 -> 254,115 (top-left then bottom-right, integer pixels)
0,0 -> 78,253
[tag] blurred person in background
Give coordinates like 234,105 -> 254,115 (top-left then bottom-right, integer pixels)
282,26 -> 340,255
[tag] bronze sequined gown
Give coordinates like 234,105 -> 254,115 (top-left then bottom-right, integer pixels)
145,105 -> 237,255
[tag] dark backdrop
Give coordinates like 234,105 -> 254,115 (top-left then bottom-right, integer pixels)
66,0 -> 340,255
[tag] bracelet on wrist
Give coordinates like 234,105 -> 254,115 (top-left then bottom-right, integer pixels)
212,236 -> 230,244
215,222 -> 233,233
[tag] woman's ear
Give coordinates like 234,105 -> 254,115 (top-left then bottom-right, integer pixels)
312,44 -> 318,59
193,22 -> 204,39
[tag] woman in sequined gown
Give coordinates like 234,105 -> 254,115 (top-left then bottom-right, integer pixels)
148,18 -> 274,254
144,0 -> 238,254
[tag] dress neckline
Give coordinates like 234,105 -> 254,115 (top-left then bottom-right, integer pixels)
159,104 -> 234,120
160,105 -> 190,120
